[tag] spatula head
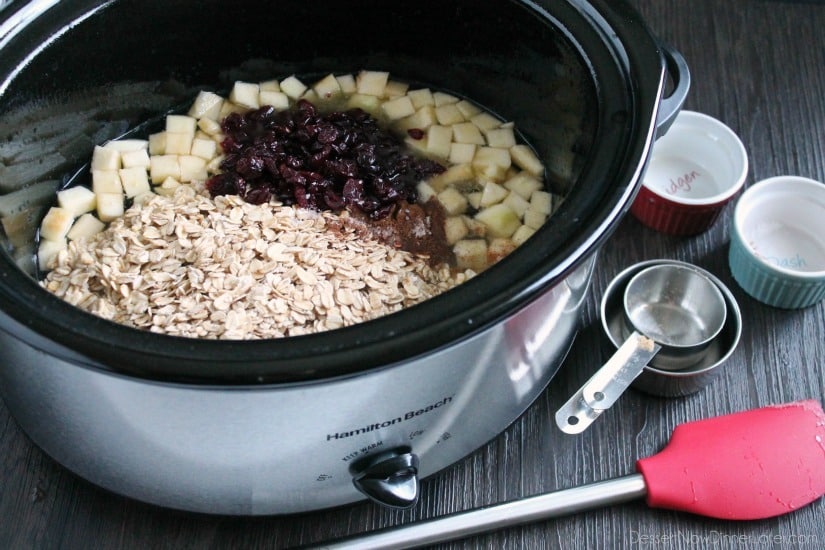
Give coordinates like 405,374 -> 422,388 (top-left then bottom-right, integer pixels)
636,400 -> 825,520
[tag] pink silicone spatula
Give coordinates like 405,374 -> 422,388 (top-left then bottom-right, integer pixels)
317,400 -> 825,550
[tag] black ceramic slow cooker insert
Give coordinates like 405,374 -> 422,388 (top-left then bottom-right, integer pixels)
0,0 -> 684,384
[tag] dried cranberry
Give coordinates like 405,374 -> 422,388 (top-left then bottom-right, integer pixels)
207,100 -> 445,219
206,172 -> 243,196
235,155 -> 265,178
323,189 -> 345,210
243,186 -> 272,205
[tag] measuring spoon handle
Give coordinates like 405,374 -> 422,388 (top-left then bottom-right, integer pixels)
555,332 -> 661,434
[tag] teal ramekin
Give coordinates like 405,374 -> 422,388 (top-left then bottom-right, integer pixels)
729,176 -> 825,309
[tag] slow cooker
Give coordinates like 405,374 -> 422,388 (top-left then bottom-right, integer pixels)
0,0 -> 688,514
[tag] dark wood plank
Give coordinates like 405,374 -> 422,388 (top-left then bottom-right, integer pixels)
1,1 -> 824,548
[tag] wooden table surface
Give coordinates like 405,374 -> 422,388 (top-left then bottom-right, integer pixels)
2,0 -> 824,548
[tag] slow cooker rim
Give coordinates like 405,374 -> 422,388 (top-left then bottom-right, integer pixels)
0,0 -> 666,385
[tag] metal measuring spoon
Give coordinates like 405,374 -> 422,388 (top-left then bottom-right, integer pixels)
556,264 -> 727,434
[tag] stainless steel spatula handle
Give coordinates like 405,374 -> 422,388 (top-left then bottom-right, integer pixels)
314,475 -> 647,550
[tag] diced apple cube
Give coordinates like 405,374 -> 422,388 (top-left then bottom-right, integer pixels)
452,122 -> 485,145
40,206 -> 74,241
466,192 -> 482,210
206,155 -> 225,174
166,114 -> 197,134
510,144 -> 545,177
355,70 -> 389,96
156,177 -> 181,197
384,80 -> 409,97
512,224 -> 537,246
503,166 -> 520,181
503,191 -> 531,218
92,170 -> 123,194
485,127 -> 516,149
395,105 -> 437,132
403,135 -> 429,155
453,239 -> 487,272
38,238 -> 67,271
346,94 -> 382,117
149,155 -> 181,184
102,139 -> 148,152
119,167 -> 151,197
444,216 -> 469,245
470,112 -> 501,131
416,181 -> 437,204
475,203 -> 520,238
91,146 -> 120,171
259,90 -> 290,110
57,186 -> 96,217
164,132 -> 192,155
523,206 -> 548,230
96,192 -> 124,222
504,172 -> 543,199
219,101 -> 248,119
449,143 -> 477,165
121,148 -> 150,169
433,92 -> 459,106
462,215 -> 487,237
188,91 -> 224,120
197,118 -> 222,136
259,79 -> 281,92
67,213 -> 105,241
132,192 -> 156,206
426,125 -> 453,159
435,104 -> 464,125
382,96 -> 416,120
179,155 -> 208,182
530,190 -> 554,214
336,74 -> 357,94
472,147 -> 512,181
488,238 -> 517,264
280,75 -> 308,99
301,89 -> 320,103
174,184 -> 197,199
190,138 -> 217,161
480,181 -> 509,207
313,73 -> 342,99
407,88 -> 435,108
437,187 -> 469,215
428,163 -> 474,192
456,100 -> 482,119
229,81 -> 260,109
148,132 -> 167,155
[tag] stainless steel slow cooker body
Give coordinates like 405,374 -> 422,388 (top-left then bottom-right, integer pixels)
0,0 -> 683,513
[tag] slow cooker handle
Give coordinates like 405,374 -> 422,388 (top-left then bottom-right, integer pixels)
655,42 -> 690,138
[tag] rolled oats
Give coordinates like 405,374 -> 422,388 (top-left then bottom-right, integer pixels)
42,186 -> 473,340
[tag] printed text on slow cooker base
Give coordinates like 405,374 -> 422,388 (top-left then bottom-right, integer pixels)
327,395 -> 454,444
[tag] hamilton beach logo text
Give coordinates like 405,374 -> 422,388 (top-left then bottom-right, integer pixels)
326,395 -> 454,441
